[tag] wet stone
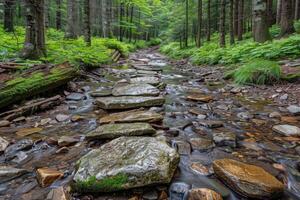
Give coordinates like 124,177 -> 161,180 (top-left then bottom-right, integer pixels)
186,93 -> 213,103
199,120 -> 224,128
95,96 -> 165,110
90,89 -> 112,97
188,188 -> 223,200
73,137 -> 179,192
190,162 -> 213,176
99,110 -> 163,124
169,182 -> 191,200
130,76 -> 160,86
272,125 -> 300,136
66,93 -> 84,101
213,132 -> 236,148
112,83 -> 160,97
0,137 -> 9,152
142,190 -> 159,200
190,138 -> 215,151
5,139 -> 33,161
287,105 -> 300,115
237,112 -> 254,121
0,166 -> 28,183
87,122 -> 156,139
269,112 -> 281,118
46,187 -> 70,200
173,140 -> 191,155
55,114 -> 70,122
58,136 -> 80,147
36,168 -> 64,187
213,159 -> 284,199
0,120 -> 10,127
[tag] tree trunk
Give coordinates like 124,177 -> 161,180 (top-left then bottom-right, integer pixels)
4,0 -> 14,32
276,0 -> 282,24
230,0 -> 235,45
219,0 -> 226,47
185,0 -> 189,47
238,0 -> 244,40
280,0 -> 295,36
207,0 -> 211,41
56,0 -> 62,30
234,0 -> 239,36
266,0 -> 273,26
295,0 -> 299,20
65,0 -> 77,38
196,0 -> 202,47
129,6 -> 134,43
20,0 -> 46,59
84,0 -> 91,46
253,0 -> 270,42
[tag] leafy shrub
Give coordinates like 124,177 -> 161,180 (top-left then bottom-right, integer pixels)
232,59 -> 281,85
294,20 -> 300,34
147,38 -> 162,46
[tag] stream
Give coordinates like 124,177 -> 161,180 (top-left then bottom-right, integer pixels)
0,48 -> 300,200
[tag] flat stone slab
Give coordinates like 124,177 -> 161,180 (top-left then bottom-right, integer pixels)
137,70 -> 159,75
213,159 -> 284,199
112,83 -> 160,96
0,166 -> 28,183
186,93 -> 213,103
99,110 -> 163,124
130,77 -> 160,86
132,65 -> 163,71
95,96 -> 165,110
86,123 -> 156,139
73,137 -> 179,192
272,125 -> 300,136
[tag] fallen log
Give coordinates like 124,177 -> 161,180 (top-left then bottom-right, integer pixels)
0,62 -> 78,110
0,95 -> 63,121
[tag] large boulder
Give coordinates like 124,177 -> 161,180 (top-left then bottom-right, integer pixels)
112,83 -> 160,97
213,159 -> 284,199
95,96 -> 165,110
73,137 -> 179,192
86,123 -> 156,139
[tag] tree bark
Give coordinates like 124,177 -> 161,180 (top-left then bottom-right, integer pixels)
20,0 -> 46,59
84,0 -> 91,46
266,0 -> 273,26
295,0 -> 299,20
280,0 -> 295,36
207,0 -> 211,41
234,0 -> 239,36
185,0 -> 189,47
196,0 -> 202,47
276,0 -> 282,24
238,0 -> 244,40
219,0 -> 226,47
4,0 -> 15,32
56,0 -> 62,30
253,0 -> 270,42
230,0 -> 235,45
65,0 -> 78,38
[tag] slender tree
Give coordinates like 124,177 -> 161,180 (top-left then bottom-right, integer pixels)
4,0 -> 15,32
196,0 -> 202,47
56,0 -> 62,30
296,0 -> 299,20
20,0 -> 46,59
207,0 -> 211,41
230,0 -> 235,44
276,0 -> 282,24
253,0 -> 270,42
280,0 -> 295,36
66,0 -> 78,38
84,0 -> 91,46
219,0 -> 226,47
185,0 -> 189,47
237,0 -> 244,41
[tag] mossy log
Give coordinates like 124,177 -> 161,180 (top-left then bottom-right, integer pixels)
0,63 -> 78,110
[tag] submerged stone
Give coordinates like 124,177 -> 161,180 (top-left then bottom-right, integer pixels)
130,77 -> 160,86
86,123 -> 156,139
272,125 -> 300,136
112,83 -> 160,97
99,110 -> 163,124
190,138 -> 215,151
213,132 -> 236,148
73,137 -> 179,192
0,166 -> 28,183
213,159 -> 284,199
95,96 -> 165,110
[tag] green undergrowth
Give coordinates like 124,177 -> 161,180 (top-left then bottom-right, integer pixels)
0,26 -> 155,67
73,174 -> 128,193
225,59 -> 281,85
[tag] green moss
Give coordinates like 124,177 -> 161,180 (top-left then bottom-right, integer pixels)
73,174 -> 129,193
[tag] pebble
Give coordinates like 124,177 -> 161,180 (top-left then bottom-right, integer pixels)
190,138 -> 215,151
0,120 -> 10,127
66,93 -> 84,101
279,94 -> 288,100
188,188 -> 223,200
213,132 -> 236,148
0,137 -> 9,152
269,112 -> 281,118
237,111 -> 254,121
287,105 -> 300,115
55,114 -> 70,122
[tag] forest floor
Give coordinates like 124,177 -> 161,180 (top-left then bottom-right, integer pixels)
0,48 -> 299,200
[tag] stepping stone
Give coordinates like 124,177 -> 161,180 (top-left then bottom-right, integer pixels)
112,83 -> 160,96
148,61 -> 167,67
190,138 -> 215,151
272,125 -> 300,136
287,105 -> 300,115
73,137 -> 179,192
95,96 -> 165,110
187,93 -> 213,103
86,123 -> 156,139
213,159 -> 284,199
130,77 -> 160,86
37,168 -> 63,187
99,110 -> 163,124
213,132 -> 236,148
137,70 -> 159,75
190,162 -> 212,176
188,188 -> 223,200
132,65 -> 163,71
66,93 -> 84,101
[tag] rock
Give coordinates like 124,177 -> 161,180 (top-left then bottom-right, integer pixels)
58,136 -> 79,147
287,105 -> 300,115
188,188 -> 223,200
73,137 -> 179,192
90,90 -> 112,97
112,83 -> 160,97
186,93 -> 213,103
66,93 -> 84,101
95,96 -> 165,110
55,114 -> 70,122
148,61 -> 167,67
0,120 -> 10,127
0,137 -> 9,152
0,166 -> 28,183
237,112 -> 254,121
16,127 -> 43,137
36,168 -> 64,187
213,159 -> 284,199
46,187 -> 70,200
213,132 -> 236,148
143,191 -> 158,200
55,147 -> 69,154
99,110 -> 163,124
169,182 -> 191,200
190,162 -> 212,176
279,94 -> 288,100
190,138 -> 215,151
199,120 -> 223,128
272,125 -> 300,136
5,139 -> 33,161
40,118 -> 52,126
281,116 -> 299,123
133,65 -> 162,72
172,140 -> 191,155
86,123 -> 156,140
130,77 -> 160,86
269,112 -> 281,118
